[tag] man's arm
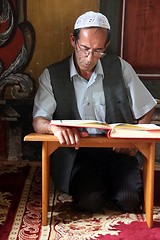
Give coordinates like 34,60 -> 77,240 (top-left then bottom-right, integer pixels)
113,106 -> 156,156
32,116 -> 88,149
33,116 -> 53,134
137,107 -> 156,124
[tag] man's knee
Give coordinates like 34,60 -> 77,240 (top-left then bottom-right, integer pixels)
115,190 -> 143,213
72,191 -> 104,213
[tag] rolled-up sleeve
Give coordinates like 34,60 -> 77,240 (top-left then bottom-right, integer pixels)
33,69 -> 57,120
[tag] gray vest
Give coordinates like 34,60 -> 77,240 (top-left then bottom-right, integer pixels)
48,54 -> 135,193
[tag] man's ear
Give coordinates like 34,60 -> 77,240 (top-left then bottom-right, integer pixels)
105,41 -> 110,50
70,33 -> 75,48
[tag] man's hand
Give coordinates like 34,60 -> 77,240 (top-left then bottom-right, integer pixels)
32,116 -> 89,149
112,106 -> 156,156
113,147 -> 138,156
51,125 -> 89,149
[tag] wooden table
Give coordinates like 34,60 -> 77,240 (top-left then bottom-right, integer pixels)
24,133 -> 160,228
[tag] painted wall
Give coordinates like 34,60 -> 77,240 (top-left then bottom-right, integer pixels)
25,0 -> 100,86
101,0 -> 160,99
25,0 -> 160,99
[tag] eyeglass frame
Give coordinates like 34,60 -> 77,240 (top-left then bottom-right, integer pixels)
75,41 -> 106,59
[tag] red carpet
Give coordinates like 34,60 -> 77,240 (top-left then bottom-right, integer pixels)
0,162 -> 160,240
0,163 -> 42,240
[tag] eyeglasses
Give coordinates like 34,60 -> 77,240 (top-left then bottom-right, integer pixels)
76,41 -> 106,59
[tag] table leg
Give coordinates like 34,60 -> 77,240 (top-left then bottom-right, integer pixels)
142,143 -> 155,228
42,141 -> 50,226
41,141 -> 59,226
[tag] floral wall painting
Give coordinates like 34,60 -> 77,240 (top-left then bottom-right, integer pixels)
0,0 -> 35,99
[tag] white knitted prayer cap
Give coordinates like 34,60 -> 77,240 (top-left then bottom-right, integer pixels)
74,11 -> 110,30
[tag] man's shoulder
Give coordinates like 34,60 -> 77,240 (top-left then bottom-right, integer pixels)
102,54 -> 131,69
101,54 -> 122,71
47,56 -> 71,71
101,54 -> 120,63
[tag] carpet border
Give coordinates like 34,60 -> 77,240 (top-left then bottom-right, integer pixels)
8,165 -> 37,240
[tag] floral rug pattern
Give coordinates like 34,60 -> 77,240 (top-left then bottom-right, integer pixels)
46,191 -> 160,240
0,191 -> 12,224
0,163 -> 160,240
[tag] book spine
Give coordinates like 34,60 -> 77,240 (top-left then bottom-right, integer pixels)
106,129 -> 112,138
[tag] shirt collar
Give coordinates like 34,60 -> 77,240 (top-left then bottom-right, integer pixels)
69,54 -> 104,81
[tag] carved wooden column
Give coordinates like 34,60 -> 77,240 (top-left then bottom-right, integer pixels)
0,0 -> 35,160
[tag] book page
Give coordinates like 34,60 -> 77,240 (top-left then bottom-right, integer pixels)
50,120 -> 112,130
111,123 -> 160,131
50,120 -> 160,132
109,128 -> 160,139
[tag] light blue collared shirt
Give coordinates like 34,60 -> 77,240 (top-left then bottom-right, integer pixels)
70,56 -> 106,134
33,55 -> 157,132
70,56 -> 106,123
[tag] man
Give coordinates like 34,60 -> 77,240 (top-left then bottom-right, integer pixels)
33,11 -> 157,213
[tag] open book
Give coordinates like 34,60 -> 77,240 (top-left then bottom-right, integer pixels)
50,120 -> 160,139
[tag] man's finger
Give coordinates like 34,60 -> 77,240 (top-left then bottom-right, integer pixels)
80,131 -> 89,137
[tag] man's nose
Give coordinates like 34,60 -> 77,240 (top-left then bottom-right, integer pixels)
86,50 -> 94,60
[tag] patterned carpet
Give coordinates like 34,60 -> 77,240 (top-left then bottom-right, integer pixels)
0,162 -> 160,240
0,162 -> 42,240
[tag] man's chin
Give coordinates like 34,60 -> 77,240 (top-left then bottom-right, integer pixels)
81,64 -> 93,71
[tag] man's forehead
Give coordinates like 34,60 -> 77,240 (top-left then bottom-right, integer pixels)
79,28 -> 108,40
